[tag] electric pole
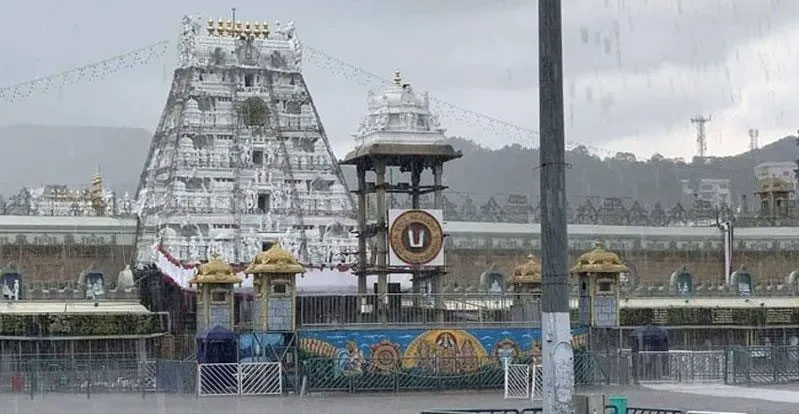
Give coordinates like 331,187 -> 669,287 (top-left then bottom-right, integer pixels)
794,130 -> 799,198
691,115 -> 710,160
748,129 -> 759,152
539,1 -> 575,413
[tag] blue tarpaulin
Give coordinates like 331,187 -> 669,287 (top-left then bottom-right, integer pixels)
196,325 -> 237,363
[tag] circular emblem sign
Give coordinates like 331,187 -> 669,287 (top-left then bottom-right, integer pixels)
389,210 -> 444,265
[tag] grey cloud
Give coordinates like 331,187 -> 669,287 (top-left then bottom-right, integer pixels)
0,0 -> 797,160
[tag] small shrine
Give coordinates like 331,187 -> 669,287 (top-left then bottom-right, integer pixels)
0,264 -> 22,301
245,242 -> 304,332
669,265 -> 694,298
730,265 -> 754,297
509,254 -> 542,294
190,255 -> 242,332
571,241 -> 629,328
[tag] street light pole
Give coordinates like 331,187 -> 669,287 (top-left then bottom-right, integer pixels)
539,0 -> 575,413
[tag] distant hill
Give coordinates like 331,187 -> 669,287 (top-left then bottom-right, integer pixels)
2,124 -> 796,210
436,135 -> 799,209
0,125 -> 151,196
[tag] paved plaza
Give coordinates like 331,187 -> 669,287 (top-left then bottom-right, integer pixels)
3,384 -> 799,414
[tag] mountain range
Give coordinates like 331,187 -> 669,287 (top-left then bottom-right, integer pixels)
1,124 -> 796,209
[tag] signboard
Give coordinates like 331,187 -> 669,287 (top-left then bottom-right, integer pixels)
388,209 -> 444,267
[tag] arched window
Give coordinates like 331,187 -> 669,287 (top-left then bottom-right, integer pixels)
669,266 -> 693,297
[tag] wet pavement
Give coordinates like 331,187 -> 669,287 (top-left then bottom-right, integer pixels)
3,384 -> 799,414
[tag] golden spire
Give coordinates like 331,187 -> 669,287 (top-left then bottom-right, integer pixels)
225,20 -> 234,37
90,168 -> 106,216
262,21 -> 270,38
217,17 -> 225,36
190,254 -> 242,285
244,21 -> 252,37
245,242 -> 305,274
393,71 -> 402,86
510,254 -> 542,285
570,241 -> 629,274
207,18 -> 215,35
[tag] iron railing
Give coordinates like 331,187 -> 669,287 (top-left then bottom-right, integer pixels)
726,345 -> 799,385
0,358 -> 196,395
301,356 -> 506,393
632,351 -> 725,384
297,293 -> 543,328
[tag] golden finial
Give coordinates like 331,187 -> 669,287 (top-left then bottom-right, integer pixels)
262,21 -> 270,38
235,20 -> 242,37
244,21 -> 252,37
207,18 -> 215,35
225,20 -> 234,37
217,17 -> 225,36
393,71 -> 402,85
252,22 -> 260,38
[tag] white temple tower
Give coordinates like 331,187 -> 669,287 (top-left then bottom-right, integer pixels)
135,16 -> 356,269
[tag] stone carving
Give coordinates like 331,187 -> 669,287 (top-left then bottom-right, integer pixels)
178,15 -> 202,67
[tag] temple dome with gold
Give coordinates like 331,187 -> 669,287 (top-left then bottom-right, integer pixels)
571,241 -> 629,274
510,254 -> 542,285
190,256 -> 242,285
245,242 -> 305,274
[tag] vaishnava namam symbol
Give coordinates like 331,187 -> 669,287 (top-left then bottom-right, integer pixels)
390,210 -> 443,265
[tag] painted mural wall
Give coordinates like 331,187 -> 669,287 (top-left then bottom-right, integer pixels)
297,327 -> 588,374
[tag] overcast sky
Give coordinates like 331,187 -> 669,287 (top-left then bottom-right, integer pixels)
1,0 -> 797,159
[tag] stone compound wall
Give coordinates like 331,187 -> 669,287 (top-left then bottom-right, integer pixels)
443,223 -> 799,288
0,243 -> 133,285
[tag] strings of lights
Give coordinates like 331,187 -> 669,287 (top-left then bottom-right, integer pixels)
0,38 -> 614,157
303,45 -> 616,157
0,40 -> 169,103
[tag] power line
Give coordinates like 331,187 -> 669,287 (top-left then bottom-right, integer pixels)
0,38 -> 616,157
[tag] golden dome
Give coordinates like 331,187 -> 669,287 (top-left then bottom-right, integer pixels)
190,255 -> 242,285
245,242 -> 305,274
571,241 -> 629,274
509,254 -> 542,284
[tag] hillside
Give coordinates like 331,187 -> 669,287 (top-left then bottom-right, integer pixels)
1,124 -> 796,210
437,135 -> 799,208
0,125 -> 151,196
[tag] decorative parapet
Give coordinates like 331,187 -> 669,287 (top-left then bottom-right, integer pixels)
0,312 -> 169,337
619,306 -> 799,326
178,15 -> 301,70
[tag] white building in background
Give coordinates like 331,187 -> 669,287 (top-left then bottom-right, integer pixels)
135,16 -> 357,267
697,178 -> 731,207
755,162 -> 797,199
681,178 -> 732,207
3,172 -> 134,217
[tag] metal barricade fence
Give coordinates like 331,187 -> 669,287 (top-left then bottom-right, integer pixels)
197,363 -> 239,396
574,352 -> 631,385
727,345 -> 799,385
197,361 -> 282,396
503,362 -> 529,399
240,362 -> 282,395
634,351 -> 724,384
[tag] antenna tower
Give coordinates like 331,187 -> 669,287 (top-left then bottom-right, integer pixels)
748,129 -> 759,151
690,115 -> 711,159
